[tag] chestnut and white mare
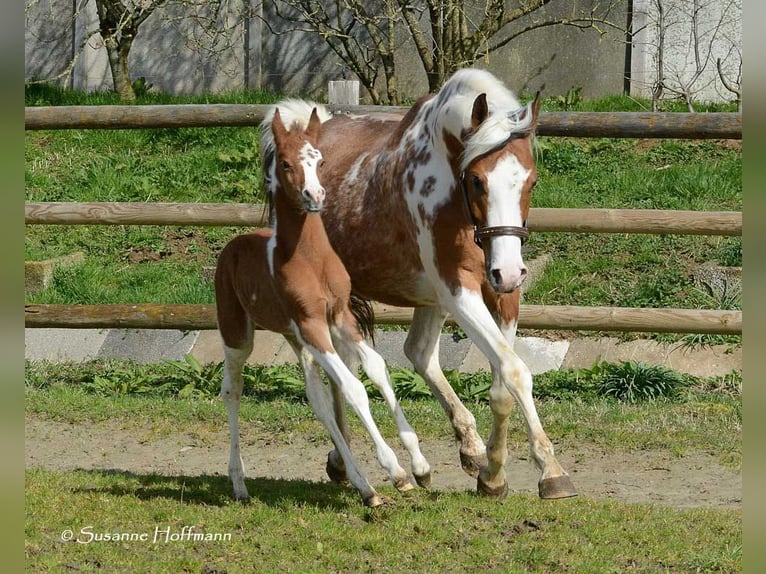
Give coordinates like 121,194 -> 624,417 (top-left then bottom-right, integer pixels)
215,105 -> 431,507
292,68 -> 576,499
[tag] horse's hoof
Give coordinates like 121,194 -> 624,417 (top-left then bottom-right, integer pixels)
538,475 -> 578,499
460,451 -> 488,479
363,493 -> 384,508
477,476 -> 509,498
325,452 -> 349,484
414,471 -> 432,489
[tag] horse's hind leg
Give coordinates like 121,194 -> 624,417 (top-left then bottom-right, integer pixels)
404,306 -> 487,478
333,317 -> 431,488
294,344 -> 382,507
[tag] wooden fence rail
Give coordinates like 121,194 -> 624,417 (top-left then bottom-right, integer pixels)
25,105 -> 742,139
25,104 -> 742,335
24,303 -> 742,335
25,202 -> 742,236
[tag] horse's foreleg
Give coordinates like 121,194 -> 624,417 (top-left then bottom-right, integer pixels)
287,336 -> 349,485
220,339 -> 252,501
404,306 -> 487,478
447,287 -> 577,499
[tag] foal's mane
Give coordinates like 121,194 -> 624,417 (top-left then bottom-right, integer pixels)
422,69 -> 536,171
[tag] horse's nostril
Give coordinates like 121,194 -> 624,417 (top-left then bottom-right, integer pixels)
491,269 -> 503,283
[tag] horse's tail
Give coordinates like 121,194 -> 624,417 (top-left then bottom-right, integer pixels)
350,293 -> 376,345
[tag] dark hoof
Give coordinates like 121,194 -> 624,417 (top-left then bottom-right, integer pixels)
538,475 -> 578,499
414,472 -> 432,489
460,451 -> 488,479
325,452 -> 348,484
477,477 -> 509,498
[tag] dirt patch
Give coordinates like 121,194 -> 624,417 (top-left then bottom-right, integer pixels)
25,416 -> 740,510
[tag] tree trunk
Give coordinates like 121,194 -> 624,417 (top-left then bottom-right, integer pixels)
104,34 -> 136,102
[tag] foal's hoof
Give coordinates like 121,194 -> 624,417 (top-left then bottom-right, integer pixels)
325,452 -> 349,484
477,477 -> 509,499
538,475 -> 578,499
460,451 -> 488,479
414,471 -> 432,489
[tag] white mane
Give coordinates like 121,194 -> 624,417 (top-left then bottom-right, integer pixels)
427,69 -> 535,171
260,98 -> 332,166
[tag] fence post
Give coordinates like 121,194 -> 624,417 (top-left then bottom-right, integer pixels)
328,80 -> 360,105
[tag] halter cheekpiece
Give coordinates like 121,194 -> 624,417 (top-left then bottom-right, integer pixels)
460,171 -> 529,248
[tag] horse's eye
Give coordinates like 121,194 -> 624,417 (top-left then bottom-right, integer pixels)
319,160 -> 326,169
281,160 -> 291,171
471,175 -> 484,193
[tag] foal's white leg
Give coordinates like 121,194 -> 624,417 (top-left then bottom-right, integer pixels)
404,306 -> 487,477
296,347 -> 382,507
338,332 -> 432,487
445,288 -> 576,499
220,341 -> 252,501
302,342 -> 413,492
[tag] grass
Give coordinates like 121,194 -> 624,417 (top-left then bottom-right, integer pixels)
25,466 -> 741,573
24,85 -> 742,345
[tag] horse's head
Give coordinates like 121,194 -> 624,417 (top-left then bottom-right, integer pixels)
271,107 -> 326,213
461,92 -> 541,293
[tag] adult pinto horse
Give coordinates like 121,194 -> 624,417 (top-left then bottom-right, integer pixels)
307,68 -> 576,499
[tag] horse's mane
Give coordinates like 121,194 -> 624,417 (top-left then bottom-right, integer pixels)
426,68 -> 536,171
260,99 -> 332,225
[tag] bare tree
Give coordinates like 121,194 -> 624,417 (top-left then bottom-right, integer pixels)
26,0 -> 248,102
634,0 -> 741,111
266,0 -> 625,104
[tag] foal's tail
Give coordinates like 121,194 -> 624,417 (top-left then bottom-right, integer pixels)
350,293 -> 376,345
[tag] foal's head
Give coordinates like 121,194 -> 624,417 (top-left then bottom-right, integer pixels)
461,92 -> 541,293
271,107 -> 326,213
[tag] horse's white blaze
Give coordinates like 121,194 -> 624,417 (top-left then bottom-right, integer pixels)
485,155 -> 529,292
299,143 -> 325,203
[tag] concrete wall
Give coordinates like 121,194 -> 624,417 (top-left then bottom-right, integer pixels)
23,0 -> 741,104
630,0 -> 742,104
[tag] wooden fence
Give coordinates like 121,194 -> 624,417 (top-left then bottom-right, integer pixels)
24,104 -> 743,335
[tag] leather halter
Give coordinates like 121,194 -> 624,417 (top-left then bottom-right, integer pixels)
460,172 -> 529,248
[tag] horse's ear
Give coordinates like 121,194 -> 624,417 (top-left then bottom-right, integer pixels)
306,108 -> 321,141
271,107 -> 287,144
471,93 -> 489,129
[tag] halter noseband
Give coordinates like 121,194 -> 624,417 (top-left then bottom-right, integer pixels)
460,171 -> 529,248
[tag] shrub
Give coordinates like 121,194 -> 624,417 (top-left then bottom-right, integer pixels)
597,361 -> 690,403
